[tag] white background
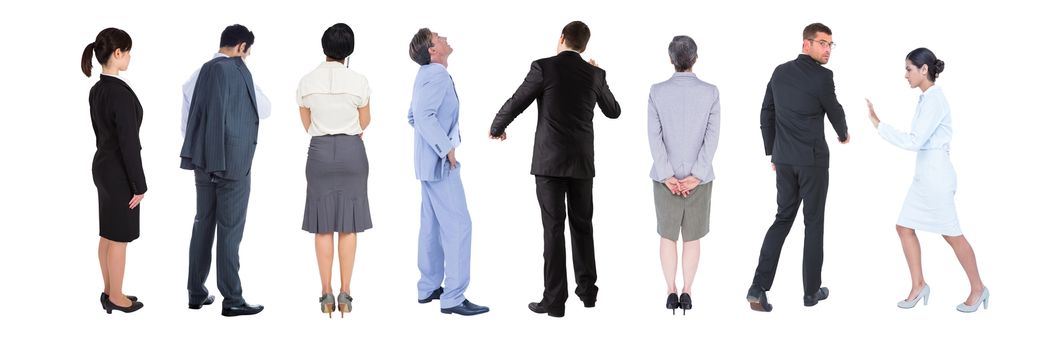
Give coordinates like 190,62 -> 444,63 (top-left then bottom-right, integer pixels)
0,0 -> 1046,348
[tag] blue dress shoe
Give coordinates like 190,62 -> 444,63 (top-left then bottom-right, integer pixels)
440,299 -> 489,316
189,295 -> 215,309
803,287 -> 830,307
221,303 -> 264,317
419,287 -> 443,304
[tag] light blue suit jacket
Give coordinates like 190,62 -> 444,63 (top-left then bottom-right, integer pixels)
647,72 -> 721,183
408,64 -> 461,182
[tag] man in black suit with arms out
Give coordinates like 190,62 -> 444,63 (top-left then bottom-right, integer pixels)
489,21 -> 621,318
747,22 -> 849,312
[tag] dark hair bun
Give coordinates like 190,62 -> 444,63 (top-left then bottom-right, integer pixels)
906,47 -> 944,82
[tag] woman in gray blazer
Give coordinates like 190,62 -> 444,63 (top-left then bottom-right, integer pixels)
647,35 -> 721,315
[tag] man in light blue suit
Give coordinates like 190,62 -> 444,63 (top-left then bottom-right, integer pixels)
407,28 -> 488,316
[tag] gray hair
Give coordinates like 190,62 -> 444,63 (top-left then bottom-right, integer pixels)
409,28 -> 434,66
668,35 -> 697,72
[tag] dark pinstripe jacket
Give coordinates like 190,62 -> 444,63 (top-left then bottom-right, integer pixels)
180,57 -> 259,178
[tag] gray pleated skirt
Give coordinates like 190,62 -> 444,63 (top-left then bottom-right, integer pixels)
303,134 -> 372,233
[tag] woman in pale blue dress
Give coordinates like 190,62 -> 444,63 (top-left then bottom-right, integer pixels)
866,48 -> 988,312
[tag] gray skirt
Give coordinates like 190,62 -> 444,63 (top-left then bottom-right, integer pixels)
653,180 -> 712,241
303,134 -> 372,233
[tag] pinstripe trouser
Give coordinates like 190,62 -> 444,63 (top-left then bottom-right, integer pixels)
416,165 -> 472,309
188,170 -> 251,308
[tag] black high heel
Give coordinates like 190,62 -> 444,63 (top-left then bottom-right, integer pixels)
100,292 -> 138,310
666,293 -> 680,315
679,293 -> 693,315
103,297 -> 144,314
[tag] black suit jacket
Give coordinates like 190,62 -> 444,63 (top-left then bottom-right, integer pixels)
760,54 -> 848,168
490,51 -> 621,179
89,75 -> 147,194
180,57 -> 259,178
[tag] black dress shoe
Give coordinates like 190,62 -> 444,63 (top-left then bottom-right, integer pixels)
440,299 -> 489,316
803,287 -> 830,307
528,302 -> 565,317
189,295 -> 215,310
679,293 -> 693,315
581,287 -> 598,308
221,303 -> 264,317
746,284 -> 773,312
103,297 -> 144,314
666,293 -> 680,315
418,287 -> 443,304
101,293 -> 138,310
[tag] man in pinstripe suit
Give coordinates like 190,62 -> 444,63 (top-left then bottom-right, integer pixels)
179,24 -> 264,317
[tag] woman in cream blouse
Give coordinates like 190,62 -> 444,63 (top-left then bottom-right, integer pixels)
298,23 -> 372,318
866,48 -> 988,313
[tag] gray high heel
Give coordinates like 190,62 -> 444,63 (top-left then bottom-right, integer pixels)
956,287 -> 989,313
897,284 -> 930,309
337,293 -> 353,318
320,294 -> 336,318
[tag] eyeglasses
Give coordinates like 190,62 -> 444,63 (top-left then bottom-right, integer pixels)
808,39 -> 836,49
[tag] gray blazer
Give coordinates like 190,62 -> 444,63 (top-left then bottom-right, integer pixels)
647,72 -> 720,183
180,57 -> 259,179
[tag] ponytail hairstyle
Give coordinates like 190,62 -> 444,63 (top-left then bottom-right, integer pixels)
81,27 -> 132,77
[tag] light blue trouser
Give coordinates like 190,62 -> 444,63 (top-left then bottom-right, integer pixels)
417,166 -> 472,308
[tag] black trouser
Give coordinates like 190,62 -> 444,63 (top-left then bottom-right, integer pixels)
535,176 -> 598,310
751,164 -> 829,296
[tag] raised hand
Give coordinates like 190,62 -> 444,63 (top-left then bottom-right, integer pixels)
865,98 -> 880,128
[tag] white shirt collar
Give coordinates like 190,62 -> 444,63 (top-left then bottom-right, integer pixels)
920,85 -> 941,101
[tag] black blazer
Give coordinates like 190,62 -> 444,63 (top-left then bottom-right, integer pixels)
490,51 -> 621,179
89,75 -> 146,194
180,57 -> 259,178
760,54 -> 848,168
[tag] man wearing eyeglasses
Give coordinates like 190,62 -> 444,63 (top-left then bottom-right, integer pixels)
746,22 -> 849,312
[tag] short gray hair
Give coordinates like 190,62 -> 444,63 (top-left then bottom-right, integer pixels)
668,35 -> 697,72
409,28 -> 434,66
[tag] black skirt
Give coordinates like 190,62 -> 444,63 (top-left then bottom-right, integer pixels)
93,158 -> 140,242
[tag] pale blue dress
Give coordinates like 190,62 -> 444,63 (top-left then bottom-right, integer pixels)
877,85 -> 962,236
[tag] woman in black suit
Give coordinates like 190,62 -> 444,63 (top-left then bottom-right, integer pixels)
82,27 -> 145,314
